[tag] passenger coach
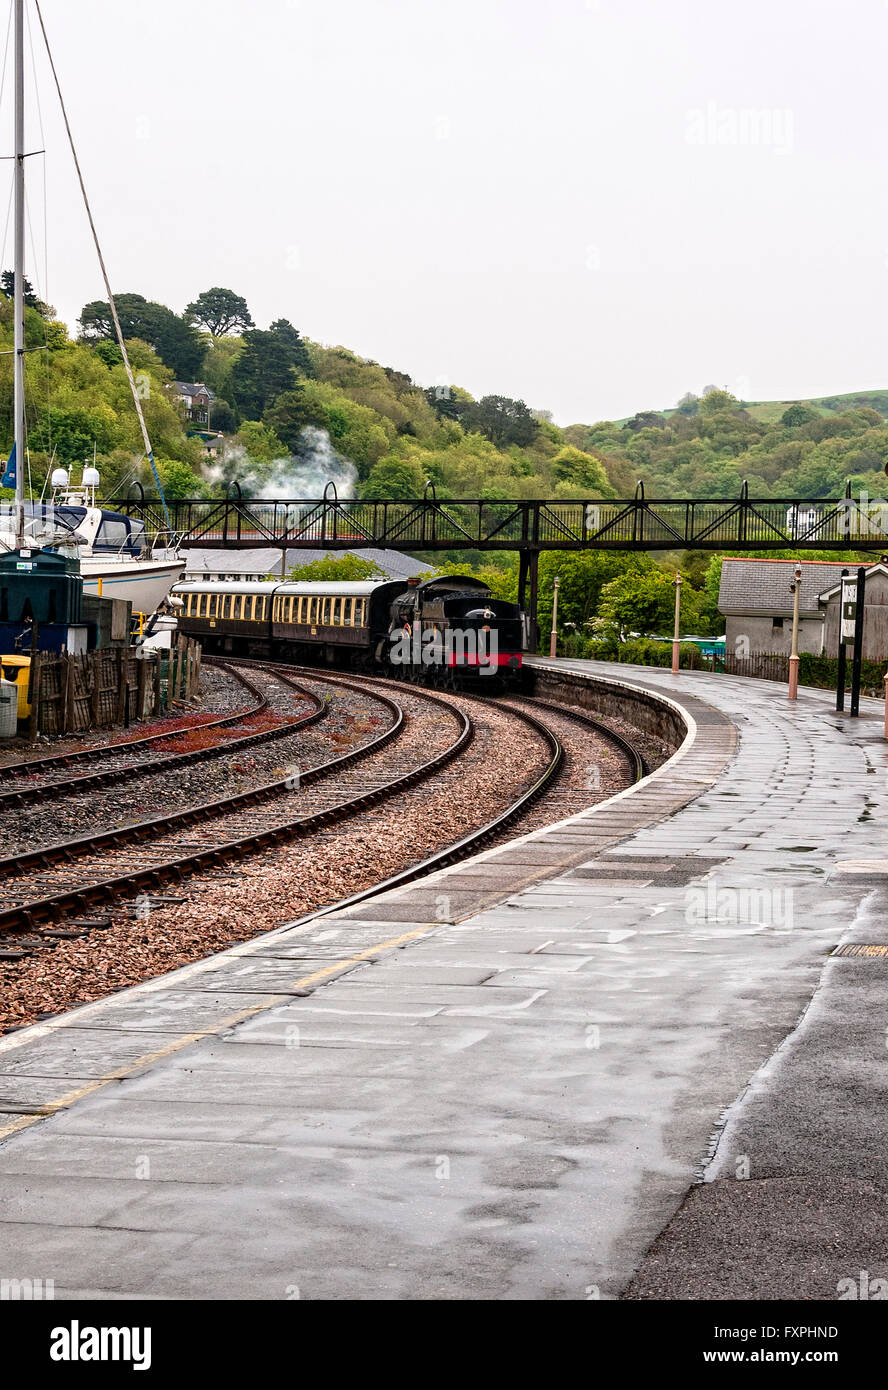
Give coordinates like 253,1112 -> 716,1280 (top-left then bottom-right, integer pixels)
173,574 -> 526,687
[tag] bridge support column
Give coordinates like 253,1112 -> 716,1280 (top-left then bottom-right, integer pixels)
522,547 -> 541,650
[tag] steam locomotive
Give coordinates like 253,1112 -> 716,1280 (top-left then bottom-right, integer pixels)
172,574 -> 526,687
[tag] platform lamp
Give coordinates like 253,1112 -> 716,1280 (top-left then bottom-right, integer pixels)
550,577 -> 560,659
671,572 -> 682,674
788,564 -> 803,700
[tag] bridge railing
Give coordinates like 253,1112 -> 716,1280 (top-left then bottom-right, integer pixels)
109,494 -> 888,552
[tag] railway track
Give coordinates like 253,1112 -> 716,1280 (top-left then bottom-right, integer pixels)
0,669 -> 467,938
0,664 -> 650,969
0,663 -> 326,806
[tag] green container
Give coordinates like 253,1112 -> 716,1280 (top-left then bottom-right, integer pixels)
0,547 -> 83,625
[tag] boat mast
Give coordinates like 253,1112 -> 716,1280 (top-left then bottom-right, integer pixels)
13,0 -> 25,549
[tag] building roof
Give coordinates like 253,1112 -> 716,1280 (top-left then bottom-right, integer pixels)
818,562 -> 888,601
717,558 -> 855,617
181,548 -> 279,576
180,546 -> 428,580
283,547 -> 427,579
169,381 -> 217,401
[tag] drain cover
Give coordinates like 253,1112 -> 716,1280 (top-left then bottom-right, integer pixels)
832,943 -> 888,958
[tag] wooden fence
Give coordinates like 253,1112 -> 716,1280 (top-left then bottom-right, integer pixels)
27,637 -> 202,736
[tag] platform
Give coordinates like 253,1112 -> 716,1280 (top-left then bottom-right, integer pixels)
0,661 -> 885,1300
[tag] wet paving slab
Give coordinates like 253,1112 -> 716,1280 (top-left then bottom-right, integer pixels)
0,659 -> 884,1299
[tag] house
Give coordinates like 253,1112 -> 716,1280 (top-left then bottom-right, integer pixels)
717,557 -> 853,657
197,434 -> 225,460
819,563 -> 888,660
180,547 -> 428,583
168,381 -> 216,427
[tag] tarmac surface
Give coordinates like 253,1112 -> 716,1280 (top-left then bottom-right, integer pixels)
0,659 -> 885,1300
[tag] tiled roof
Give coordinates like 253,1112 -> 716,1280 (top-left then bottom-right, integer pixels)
181,547 -> 427,580
717,558 -> 855,616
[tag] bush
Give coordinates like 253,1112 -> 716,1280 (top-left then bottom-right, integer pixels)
798,652 -> 888,696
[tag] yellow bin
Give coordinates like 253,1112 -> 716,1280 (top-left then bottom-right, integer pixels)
1,655 -> 32,720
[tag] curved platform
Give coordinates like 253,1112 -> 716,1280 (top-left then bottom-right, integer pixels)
0,661 -> 884,1300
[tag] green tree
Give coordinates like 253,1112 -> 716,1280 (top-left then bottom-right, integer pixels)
699,388 -> 738,416
781,403 -> 819,428
1,269 -> 52,316
551,444 -> 614,494
284,554 -> 386,581
267,383 -> 393,474
231,321 -> 311,418
595,568 -> 677,637
78,293 -> 206,379
235,420 -> 286,463
537,550 -> 652,636
462,394 -> 538,447
360,455 -> 426,498
153,457 -> 208,499
186,287 -> 254,337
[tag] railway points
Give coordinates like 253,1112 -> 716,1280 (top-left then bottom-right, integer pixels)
0,658 -> 883,1300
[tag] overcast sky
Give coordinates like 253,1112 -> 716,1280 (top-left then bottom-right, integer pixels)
7,0 -> 887,424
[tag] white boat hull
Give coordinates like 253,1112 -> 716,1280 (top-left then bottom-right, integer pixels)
80,557 -> 186,615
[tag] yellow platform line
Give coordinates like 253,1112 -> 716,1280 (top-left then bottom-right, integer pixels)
0,925 -> 434,1143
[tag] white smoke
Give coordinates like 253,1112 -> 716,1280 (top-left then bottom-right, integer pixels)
206,426 -> 358,498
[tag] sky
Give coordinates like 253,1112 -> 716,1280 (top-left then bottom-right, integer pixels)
4,0 -> 887,425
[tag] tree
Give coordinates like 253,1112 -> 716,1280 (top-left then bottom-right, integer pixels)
461,394 -> 538,447
285,555 -> 385,581
1,270 -> 52,316
700,388 -> 737,415
676,392 -> 700,416
231,321 -> 311,418
781,403 -> 819,428
266,383 -> 394,474
550,445 -> 614,494
78,293 -> 206,379
359,455 -> 426,499
207,398 -> 236,433
625,411 -> 667,432
537,550 -> 652,633
234,419 -> 287,463
154,457 -> 208,499
595,568 -> 677,637
186,287 -> 254,337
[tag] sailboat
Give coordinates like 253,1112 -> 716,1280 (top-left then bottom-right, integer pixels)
0,0 -> 184,616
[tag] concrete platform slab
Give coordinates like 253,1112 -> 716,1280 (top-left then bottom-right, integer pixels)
0,658 -> 883,1300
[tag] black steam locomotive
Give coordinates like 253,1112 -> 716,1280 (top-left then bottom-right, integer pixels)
172,574 -> 526,687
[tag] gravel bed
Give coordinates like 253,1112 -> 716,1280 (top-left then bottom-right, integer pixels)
0,662 -> 251,767
0,679 -> 663,1032
0,669 -> 385,854
0,689 -> 555,1030
483,696 -> 639,844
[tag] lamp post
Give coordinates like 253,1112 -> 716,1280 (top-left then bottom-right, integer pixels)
671,573 -> 682,674
550,577 -> 560,659
788,564 -> 802,700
